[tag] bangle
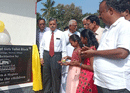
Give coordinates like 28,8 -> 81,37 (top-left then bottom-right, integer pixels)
80,63 -> 82,67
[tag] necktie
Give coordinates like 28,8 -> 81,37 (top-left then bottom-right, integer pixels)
49,32 -> 54,57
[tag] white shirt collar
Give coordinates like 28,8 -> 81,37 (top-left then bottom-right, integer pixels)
49,29 -> 58,34
68,29 -> 77,35
95,26 -> 101,34
110,17 -> 125,29
104,17 -> 125,32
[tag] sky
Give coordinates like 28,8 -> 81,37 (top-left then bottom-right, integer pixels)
37,0 -> 102,15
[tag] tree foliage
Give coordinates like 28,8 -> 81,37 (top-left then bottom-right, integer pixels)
54,3 -> 83,31
36,13 -> 42,28
41,0 -> 55,24
37,13 -> 42,21
38,0 -> 105,31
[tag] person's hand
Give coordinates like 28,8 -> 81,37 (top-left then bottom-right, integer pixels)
58,61 -> 70,66
61,56 -> 68,61
81,46 -> 91,52
81,46 -> 95,51
69,59 -> 80,66
81,46 -> 96,58
40,58 -> 44,66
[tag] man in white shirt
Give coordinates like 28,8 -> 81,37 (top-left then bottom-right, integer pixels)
36,18 -> 50,50
81,0 -> 130,93
60,19 -> 80,93
40,18 -> 67,93
36,19 -> 50,90
86,15 -> 104,43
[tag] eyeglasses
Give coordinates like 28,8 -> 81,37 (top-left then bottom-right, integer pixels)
86,23 -> 91,26
39,23 -> 45,26
71,25 -> 77,27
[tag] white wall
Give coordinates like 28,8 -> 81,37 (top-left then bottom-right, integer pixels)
0,0 -> 37,45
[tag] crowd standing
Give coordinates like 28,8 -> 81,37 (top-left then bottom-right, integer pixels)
36,0 -> 130,93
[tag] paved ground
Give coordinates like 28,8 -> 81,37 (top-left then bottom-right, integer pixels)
0,86 -> 35,93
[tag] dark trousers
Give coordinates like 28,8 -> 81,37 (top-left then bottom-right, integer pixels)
42,50 -> 62,93
97,86 -> 130,93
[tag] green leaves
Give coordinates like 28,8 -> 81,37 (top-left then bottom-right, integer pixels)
39,0 -> 105,31
41,0 -> 55,24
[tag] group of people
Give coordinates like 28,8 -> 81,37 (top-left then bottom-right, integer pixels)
36,0 -> 130,93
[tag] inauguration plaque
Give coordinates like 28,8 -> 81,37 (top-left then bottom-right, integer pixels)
0,45 -> 32,86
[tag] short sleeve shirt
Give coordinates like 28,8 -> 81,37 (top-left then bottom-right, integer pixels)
93,17 -> 130,91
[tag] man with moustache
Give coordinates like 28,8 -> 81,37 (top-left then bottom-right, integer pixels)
40,18 -> 67,93
36,19 -> 50,87
81,0 -> 130,93
36,18 -> 50,50
60,19 -> 80,93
